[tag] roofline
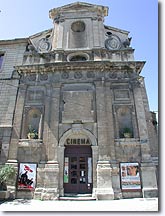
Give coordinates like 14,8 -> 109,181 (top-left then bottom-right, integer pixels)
0,38 -> 28,45
104,25 -> 130,34
49,2 -> 109,19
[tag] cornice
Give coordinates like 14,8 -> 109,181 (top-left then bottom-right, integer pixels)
15,61 -> 145,74
0,38 -> 28,45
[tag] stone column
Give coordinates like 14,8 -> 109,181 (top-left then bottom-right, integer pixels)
111,162 -> 122,199
92,19 -> 100,47
141,163 -> 158,198
44,84 -> 59,163
91,145 -> 98,197
52,22 -> 64,50
96,161 -> 114,200
57,146 -> 65,196
95,80 -> 111,160
48,83 -> 60,162
133,85 -> 151,161
133,83 -> 158,197
105,82 -> 116,161
95,81 -> 114,199
36,83 -> 60,200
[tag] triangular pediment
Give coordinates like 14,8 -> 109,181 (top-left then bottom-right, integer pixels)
49,2 -> 108,19
58,2 -> 96,10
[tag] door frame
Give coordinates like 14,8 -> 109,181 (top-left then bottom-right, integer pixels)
58,127 -> 98,196
64,145 -> 92,194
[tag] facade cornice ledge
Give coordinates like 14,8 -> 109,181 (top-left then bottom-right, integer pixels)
0,38 -> 28,45
104,25 -> 130,35
49,2 -> 108,19
15,61 -> 145,74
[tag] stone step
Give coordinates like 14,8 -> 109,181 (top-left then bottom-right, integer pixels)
59,194 -> 96,201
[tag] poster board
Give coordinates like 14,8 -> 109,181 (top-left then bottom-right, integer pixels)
120,162 -> 141,191
17,163 -> 37,190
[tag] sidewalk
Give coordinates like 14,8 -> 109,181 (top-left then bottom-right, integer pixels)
0,198 -> 158,212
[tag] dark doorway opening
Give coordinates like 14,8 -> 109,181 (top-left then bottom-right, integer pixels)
64,145 -> 92,194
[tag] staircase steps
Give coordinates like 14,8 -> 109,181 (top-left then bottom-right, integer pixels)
59,194 -> 96,201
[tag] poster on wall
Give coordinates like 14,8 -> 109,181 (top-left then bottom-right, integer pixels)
17,163 -> 37,190
64,157 -> 69,183
120,162 -> 141,190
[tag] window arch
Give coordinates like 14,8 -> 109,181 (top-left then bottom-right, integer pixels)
71,21 -> 85,32
67,52 -> 89,62
117,106 -> 134,138
69,21 -> 87,48
22,107 -> 43,139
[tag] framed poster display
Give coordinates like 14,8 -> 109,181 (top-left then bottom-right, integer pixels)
17,163 -> 37,190
120,162 -> 141,191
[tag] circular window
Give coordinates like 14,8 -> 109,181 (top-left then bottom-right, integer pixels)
71,21 -> 85,32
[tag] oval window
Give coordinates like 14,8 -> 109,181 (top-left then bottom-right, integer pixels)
71,21 -> 85,32
70,55 -> 87,61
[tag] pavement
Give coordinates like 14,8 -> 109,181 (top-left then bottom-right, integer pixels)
0,197 -> 159,212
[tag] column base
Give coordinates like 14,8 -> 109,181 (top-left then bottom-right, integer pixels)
142,188 -> 158,198
34,188 -> 59,200
96,189 -> 114,200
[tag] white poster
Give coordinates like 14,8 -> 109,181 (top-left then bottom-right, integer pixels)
120,162 -> 141,190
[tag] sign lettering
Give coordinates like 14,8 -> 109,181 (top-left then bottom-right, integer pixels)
66,138 -> 91,145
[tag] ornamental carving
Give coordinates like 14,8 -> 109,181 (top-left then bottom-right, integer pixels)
38,38 -> 51,52
105,34 -> 121,50
87,71 -> 95,78
40,73 -> 48,81
61,72 -> 69,79
28,74 -> 36,81
74,71 -> 82,79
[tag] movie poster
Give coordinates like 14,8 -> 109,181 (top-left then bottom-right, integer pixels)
120,162 -> 141,190
17,163 -> 37,190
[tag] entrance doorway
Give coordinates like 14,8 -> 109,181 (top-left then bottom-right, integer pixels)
64,145 -> 92,194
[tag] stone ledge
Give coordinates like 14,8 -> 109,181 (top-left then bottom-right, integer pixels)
18,139 -> 43,147
115,138 -> 141,146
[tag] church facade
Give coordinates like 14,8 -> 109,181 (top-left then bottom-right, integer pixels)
0,2 -> 158,200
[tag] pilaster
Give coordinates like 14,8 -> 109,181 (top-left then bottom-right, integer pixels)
133,86 -> 151,161
96,161 -> 114,200
95,81 -> 110,161
141,162 -> 158,198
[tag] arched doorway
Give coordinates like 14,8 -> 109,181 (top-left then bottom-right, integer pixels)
64,145 -> 92,194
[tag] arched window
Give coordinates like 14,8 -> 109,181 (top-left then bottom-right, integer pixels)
69,21 -> 87,48
22,107 -> 43,140
117,107 -> 134,138
70,55 -> 87,61
67,52 -> 89,62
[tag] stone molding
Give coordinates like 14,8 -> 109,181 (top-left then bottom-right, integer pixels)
59,125 -> 97,147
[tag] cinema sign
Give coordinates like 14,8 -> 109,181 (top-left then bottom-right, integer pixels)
65,137 -> 91,145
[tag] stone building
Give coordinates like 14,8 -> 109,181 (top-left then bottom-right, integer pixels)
0,2 -> 158,200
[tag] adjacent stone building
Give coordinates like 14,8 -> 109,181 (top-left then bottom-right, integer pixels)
0,2 -> 158,200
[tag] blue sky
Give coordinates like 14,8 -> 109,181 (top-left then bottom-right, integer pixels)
0,0 -> 158,113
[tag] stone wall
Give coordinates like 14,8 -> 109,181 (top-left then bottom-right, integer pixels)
0,40 -> 27,164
